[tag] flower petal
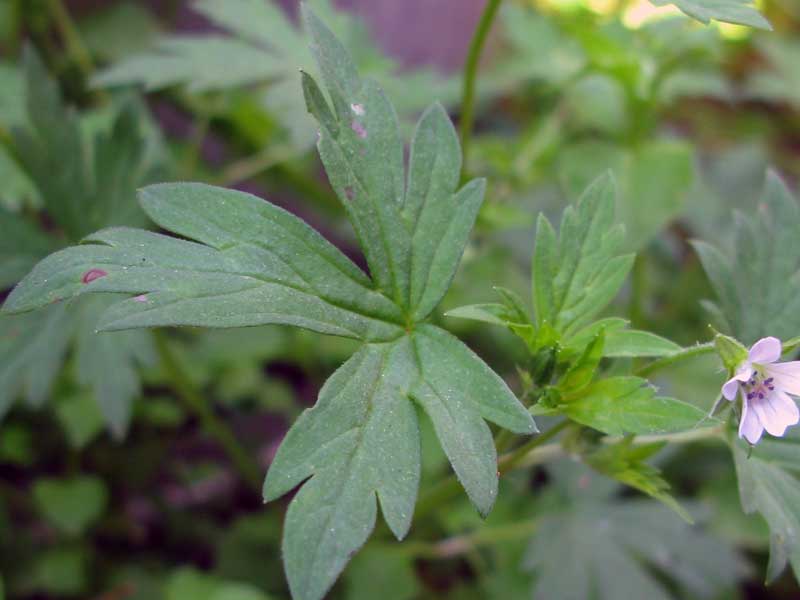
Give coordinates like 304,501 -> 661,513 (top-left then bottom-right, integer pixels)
739,395 -> 764,444
752,390 -> 799,438
721,363 -> 753,401
748,336 -> 782,364
765,361 -> 800,396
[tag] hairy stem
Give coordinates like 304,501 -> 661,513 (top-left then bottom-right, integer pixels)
498,419 -> 569,474
459,0 -> 502,175
635,342 -> 715,378
153,331 -> 263,493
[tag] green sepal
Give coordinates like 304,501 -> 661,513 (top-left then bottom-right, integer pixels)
713,331 -> 748,373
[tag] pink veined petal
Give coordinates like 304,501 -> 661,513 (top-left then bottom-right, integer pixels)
739,395 -> 764,444
751,390 -> 799,437
721,363 -> 753,401
765,361 -> 800,396
748,336 -> 782,364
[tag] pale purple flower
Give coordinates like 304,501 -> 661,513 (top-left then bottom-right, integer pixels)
721,336 -> 800,444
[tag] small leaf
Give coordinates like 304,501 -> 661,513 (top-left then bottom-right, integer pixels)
444,303 -> 510,327
533,173 -> 634,336
33,476 -> 108,536
650,0 -> 771,29
563,377 -> 710,435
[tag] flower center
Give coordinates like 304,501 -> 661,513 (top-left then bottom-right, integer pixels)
744,370 -> 775,401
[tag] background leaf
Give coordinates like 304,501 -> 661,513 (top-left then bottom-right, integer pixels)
651,0 -> 771,29
694,171 -> 800,345
32,476 -> 108,536
524,462 -> 747,600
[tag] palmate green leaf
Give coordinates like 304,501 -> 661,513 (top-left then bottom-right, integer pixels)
4,9 -> 533,600
263,329 -> 533,600
693,171 -> 800,345
651,0 -> 771,29
525,462 -> 747,600
732,433 -> 800,582
533,173 -> 635,337
560,376 -> 709,435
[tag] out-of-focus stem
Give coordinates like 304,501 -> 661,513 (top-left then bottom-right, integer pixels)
153,331 -> 263,493
459,0 -> 502,176
47,0 -> 94,77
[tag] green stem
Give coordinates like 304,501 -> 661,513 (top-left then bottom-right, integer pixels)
415,416 -> 724,522
498,419 -> 569,474
46,0 -> 95,77
216,144 -> 298,187
459,0 -> 502,175
403,518 -> 540,558
181,114 -> 211,179
153,331 -> 263,493
510,423 -> 726,471
634,342 -> 715,378
611,424 -> 725,446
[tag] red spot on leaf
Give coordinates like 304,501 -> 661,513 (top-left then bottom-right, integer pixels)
344,186 -> 355,201
82,269 -> 108,284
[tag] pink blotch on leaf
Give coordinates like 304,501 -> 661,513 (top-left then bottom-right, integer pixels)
350,103 -> 365,116
351,120 -> 367,139
133,294 -> 148,303
81,269 -> 108,284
